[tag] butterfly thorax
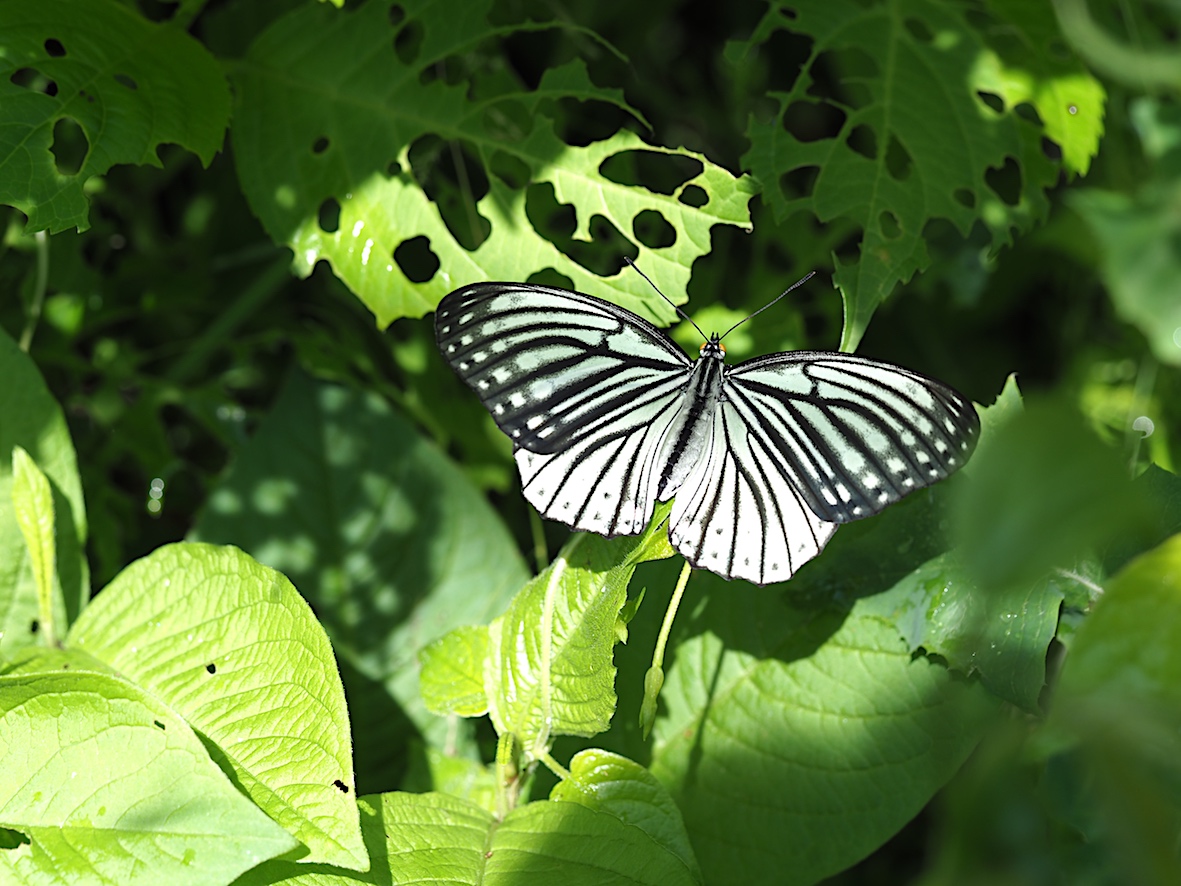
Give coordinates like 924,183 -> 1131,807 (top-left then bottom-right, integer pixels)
655,342 -> 726,500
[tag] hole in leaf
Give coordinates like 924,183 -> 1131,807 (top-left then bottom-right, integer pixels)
905,18 -> 934,42
408,135 -> 491,251
387,158 -> 402,177
678,184 -> 708,207
44,38 -> 66,57
526,182 -> 576,240
885,136 -> 912,181
954,188 -> 975,208
807,49 -> 877,110
206,663 -> 217,674
482,100 -> 531,142
526,183 -> 635,275
1041,137 -> 1063,162
633,209 -> 676,249
1015,102 -> 1041,125
394,19 -> 423,65
114,73 -> 137,90
846,124 -> 877,160
779,165 -> 819,199
764,29 -> 812,93
833,229 -> 863,263
0,830 -> 31,850
333,779 -> 349,793
783,101 -> 846,142
600,150 -> 703,195
394,235 -> 440,282
976,91 -> 1005,114
489,150 -> 531,189
552,97 -> 632,148
10,67 -> 57,96
389,4 -> 405,26
312,136 -> 330,155
985,156 -> 1022,205
154,720 -> 166,730
526,268 -> 574,289
30,619 -> 40,634
879,210 -> 900,239
318,198 -> 340,233
51,117 -> 88,175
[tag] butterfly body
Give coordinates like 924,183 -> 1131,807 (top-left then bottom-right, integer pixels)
436,282 -> 979,585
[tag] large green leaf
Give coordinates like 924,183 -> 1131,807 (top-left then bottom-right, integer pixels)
238,789 -> 700,885
231,0 -> 755,326
0,328 -> 87,658
0,0 -> 229,233
647,571 -> 996,886
0,670 -> 296,885
66,543 -> 366,870
741,0 -> 1080,349
192,369 -> 529,764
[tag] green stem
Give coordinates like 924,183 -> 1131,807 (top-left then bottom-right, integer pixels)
539,750 -> 571,782
639,559 -> 692,737
19,231 -> 49,353
495,732 -> 518,819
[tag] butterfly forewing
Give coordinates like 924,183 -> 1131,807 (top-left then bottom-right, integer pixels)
724,353 -> 980,524
436,284 -> 690,455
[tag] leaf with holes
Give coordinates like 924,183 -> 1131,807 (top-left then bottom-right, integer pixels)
231,0 -> 755,328
0,0 -> 229,233
741,0 -> 1064,350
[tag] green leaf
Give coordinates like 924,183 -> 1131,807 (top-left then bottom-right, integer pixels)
648,568 -> 995,886
488,527 -> 674,761
858,552 -> 1062,711
742,0 -> 1063,350
0,0 -> 230,233
975,0 -> 1106,176
192,368 -> 529,762
1040,533 -> 1181,884
0,328 -> 87,658
961,373 -> 1024,480
231,0 -> 755,326
67,542 -> 367,870
952,397 -> 1147,591
239,790 -> 700,885
0,670 -> 296,885
551,748 -> 701,882
419,625 -> 490,718
1069,184 -> 1181,367
9,447 -> 56,646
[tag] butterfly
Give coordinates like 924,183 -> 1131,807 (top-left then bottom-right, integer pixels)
435,280 -> 979,585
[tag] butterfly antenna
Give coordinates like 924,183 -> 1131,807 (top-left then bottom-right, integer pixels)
718,271 -> 816,342
624,257 -> 707,340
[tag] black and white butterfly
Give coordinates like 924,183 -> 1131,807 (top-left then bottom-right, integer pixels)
435,280 -> 979,585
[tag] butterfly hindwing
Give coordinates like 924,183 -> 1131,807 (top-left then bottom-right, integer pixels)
668,397 -> 839,585
723,352 -> 980,524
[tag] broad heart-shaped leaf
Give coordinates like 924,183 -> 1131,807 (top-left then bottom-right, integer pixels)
487,513 -> 674,762
0,670 -> 296,885
192,369 -> 529,767
741,0 -> 1063,351
0,328 -> 87,658
231,0 -> 755,327
647,569 -> 996,886
237,790 -> 699,885
0,0 -> 229,233
66,543 -> 367,870
551,749 -> 701,882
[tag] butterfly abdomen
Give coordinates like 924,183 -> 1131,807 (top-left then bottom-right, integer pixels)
656,346 -> 726,501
